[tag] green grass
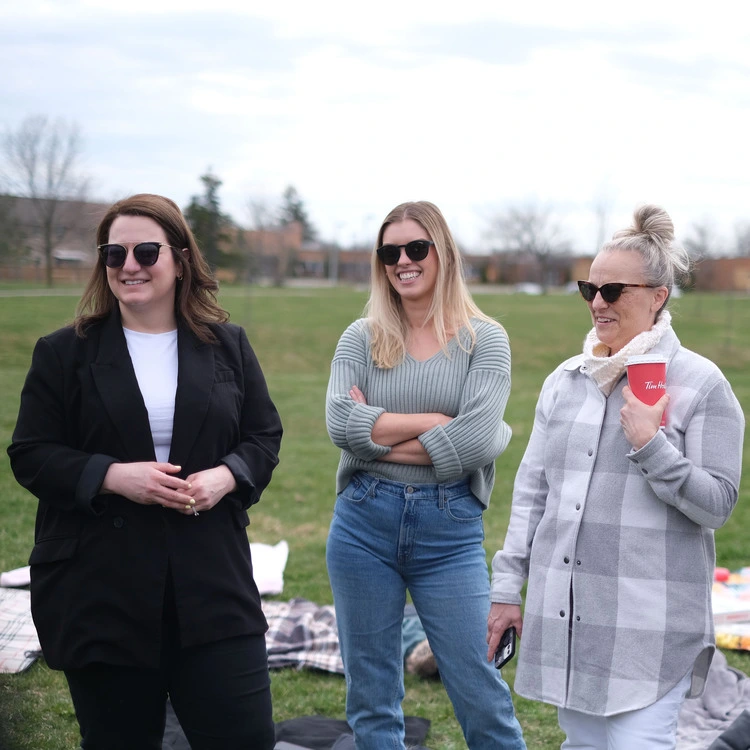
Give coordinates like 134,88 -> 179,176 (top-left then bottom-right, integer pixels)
0,286 -> 749,749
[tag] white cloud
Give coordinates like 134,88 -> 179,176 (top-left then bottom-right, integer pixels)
2,1 -> 749,253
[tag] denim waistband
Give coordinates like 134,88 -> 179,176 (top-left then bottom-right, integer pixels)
353,471 -> 471,501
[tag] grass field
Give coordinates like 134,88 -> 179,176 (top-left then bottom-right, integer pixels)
0,286 -> 749,749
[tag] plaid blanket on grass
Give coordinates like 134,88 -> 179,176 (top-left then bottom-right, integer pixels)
0,588 -> 343,676
262,597 -> 344,674
0,588 -> 41,674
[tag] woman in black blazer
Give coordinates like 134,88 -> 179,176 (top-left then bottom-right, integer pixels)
8,194 -> 283,750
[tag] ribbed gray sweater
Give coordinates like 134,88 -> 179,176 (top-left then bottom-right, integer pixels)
325,317 -> 512,508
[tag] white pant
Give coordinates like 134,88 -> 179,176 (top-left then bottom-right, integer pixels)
558,671 -> 692,750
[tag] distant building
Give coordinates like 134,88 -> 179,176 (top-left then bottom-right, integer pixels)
692,257 -> 750,293
483,250 -> 584,287
233,222 -> 304,284
8,195 -> 110,264
0,195 -> 110,282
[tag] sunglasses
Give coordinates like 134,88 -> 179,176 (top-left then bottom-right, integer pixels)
577,280 -> 656,304
98,242 -> 178,269
376,239 -> 434,266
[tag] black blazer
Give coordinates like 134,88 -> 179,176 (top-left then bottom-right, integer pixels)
8,310 -> 283,670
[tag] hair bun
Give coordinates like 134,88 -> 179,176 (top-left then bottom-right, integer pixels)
632,204 -> 674,246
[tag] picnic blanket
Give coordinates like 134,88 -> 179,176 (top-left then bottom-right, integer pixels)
0,541 -> 291,675
262,598 -> 344,674
162,706 -> 432,750
676,649 -> 750,750
0,587 -> 41,674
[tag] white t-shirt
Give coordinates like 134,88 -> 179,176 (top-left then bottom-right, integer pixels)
123,328 -> 178,463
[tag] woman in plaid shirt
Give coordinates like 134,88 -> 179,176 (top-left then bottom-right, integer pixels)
488,204 -> 744,749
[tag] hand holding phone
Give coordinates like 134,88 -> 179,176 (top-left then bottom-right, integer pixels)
494,626 -> 516,669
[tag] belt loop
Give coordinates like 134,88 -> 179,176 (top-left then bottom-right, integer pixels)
439,483 -> 445,509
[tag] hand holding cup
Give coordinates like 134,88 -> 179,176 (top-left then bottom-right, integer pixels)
626,355 -> 667,428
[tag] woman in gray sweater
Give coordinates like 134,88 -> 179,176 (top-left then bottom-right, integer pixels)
488,204 -> 745,749
325,201 -> 526,750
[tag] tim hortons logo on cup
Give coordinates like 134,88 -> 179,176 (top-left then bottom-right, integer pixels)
626,356 -> 667,428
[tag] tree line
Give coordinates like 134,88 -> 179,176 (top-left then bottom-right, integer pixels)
0,116 -> 319,286
2,115 -> 749,288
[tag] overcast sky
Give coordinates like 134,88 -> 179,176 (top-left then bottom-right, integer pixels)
2,1 -> 749,253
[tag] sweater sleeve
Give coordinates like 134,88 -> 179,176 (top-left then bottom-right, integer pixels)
325,321 -> 390,461
418,323 -> 512,481
627,376 -> 744,529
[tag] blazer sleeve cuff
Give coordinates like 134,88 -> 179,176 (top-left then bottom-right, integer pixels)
76,454 -> 118,516
220,454 -> 257,510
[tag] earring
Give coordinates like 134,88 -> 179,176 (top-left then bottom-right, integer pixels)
177,273 -> 183,281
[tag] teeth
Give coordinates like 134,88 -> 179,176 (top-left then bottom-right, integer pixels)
399,271 -> 420,280
124,280 -> 146,285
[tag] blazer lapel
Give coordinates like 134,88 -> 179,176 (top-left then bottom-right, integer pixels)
169,324 -> 214,468
90,311 -> 156,461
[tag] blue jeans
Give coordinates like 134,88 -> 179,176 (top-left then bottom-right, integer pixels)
326,472 -> 526,750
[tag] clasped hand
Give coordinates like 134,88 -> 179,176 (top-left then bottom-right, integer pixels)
102,462 -> 237,515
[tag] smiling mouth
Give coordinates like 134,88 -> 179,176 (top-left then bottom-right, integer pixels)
398,271 -> 421,281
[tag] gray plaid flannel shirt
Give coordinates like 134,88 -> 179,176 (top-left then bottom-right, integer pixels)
491,328 -> 744,716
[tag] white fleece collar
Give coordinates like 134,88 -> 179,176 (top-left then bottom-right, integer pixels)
581,310 -> 672,395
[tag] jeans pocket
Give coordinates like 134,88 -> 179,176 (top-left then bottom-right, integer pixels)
338,473 -> 370,504
445,491 -> 484,522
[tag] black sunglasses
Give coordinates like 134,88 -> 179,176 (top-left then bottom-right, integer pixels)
577,280 -> 656,304
98,242 -> 178,269
376,239 -> 434,266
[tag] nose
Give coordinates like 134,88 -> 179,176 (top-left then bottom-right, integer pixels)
591,290 -> 608,309
121,247 -> 142,272
396,247 -> 411,265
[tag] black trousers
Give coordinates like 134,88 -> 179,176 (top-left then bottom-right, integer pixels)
65,632 -> 274,750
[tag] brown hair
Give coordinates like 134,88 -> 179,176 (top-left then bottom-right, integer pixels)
74,193 -> 228,342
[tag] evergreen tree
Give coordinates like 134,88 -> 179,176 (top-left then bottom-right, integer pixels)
279,185 -> 317,242
184,172 -> 233,271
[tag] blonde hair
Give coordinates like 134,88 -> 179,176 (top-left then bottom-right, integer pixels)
603,204 -> 691,318
365,201 -> 501,369
74,193 -> 229,343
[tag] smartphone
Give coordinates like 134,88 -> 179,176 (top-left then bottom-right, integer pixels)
494,626 -> 516,669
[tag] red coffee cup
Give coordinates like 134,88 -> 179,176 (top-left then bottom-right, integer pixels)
626,355 -> 667,428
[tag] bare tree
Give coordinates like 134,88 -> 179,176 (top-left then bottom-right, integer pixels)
591,182 -> 615,253
247,198 -> 276,232
245,198 -> 276,284
683,219 -> 721,260
2,115 -> 89,286
487,203 -> 571,292
735,221 -> 750,257
0,194 -> 29,265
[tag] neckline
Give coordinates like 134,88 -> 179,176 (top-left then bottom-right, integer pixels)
123,326 -> 178,337
405,335 -> 458,364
